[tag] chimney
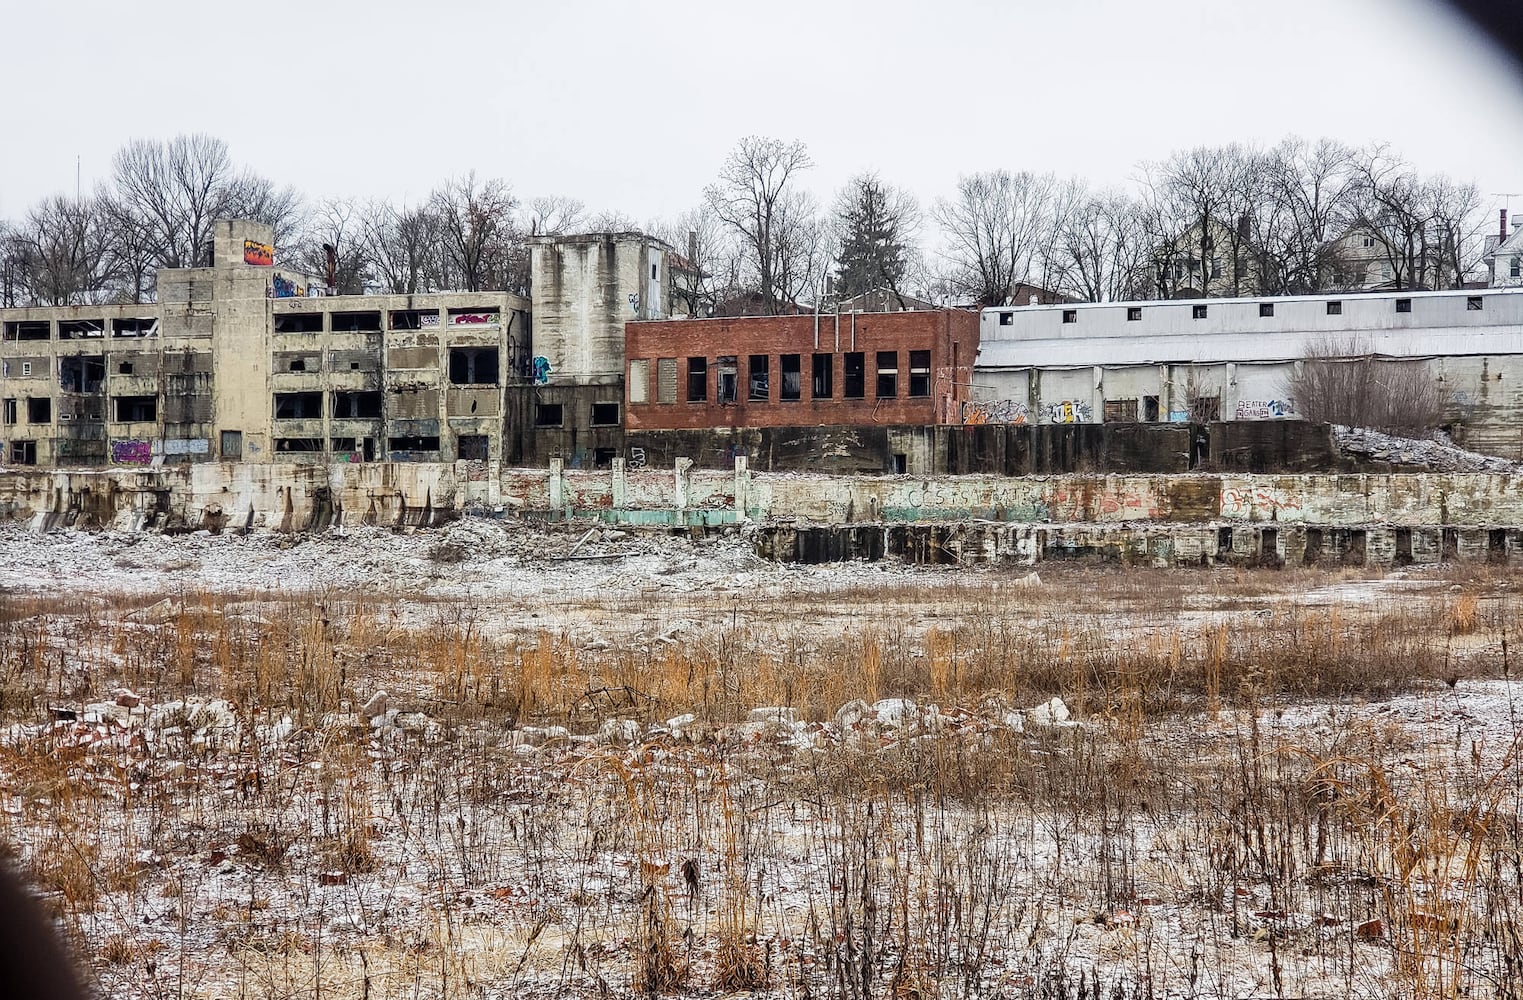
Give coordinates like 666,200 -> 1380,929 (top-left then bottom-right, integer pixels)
687,230 -> 697,264
1502,209 -> 1509,242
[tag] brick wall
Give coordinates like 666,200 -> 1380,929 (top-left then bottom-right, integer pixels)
623,310 -> 979,430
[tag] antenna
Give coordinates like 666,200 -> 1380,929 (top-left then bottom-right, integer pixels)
75,155 -> 81,201
1493,192 -> 1521,212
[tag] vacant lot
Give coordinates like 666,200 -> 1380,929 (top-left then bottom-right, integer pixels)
1,519 -> 1520,999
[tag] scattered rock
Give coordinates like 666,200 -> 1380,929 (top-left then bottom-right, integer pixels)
872,699 -> 919,728
747,706 -> 799,725
597,718 -> 642,745
360,691 -> 390,719
114,688 -> 141,709
1355,918 -> 1385,940
1029,697 -> 1071,727
833,699 -> 872,728
1002,710 -> 1026,733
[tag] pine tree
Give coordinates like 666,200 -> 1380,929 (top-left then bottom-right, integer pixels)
834,175 -> 911,301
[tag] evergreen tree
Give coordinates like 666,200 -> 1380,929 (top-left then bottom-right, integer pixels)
833,174 -> 914,301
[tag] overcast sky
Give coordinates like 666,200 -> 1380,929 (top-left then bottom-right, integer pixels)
2,0 -> 1521,226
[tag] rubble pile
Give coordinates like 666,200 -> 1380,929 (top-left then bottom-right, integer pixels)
1335,425 -> 1519,473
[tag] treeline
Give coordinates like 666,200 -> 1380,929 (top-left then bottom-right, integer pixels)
0,133 -> 1490,311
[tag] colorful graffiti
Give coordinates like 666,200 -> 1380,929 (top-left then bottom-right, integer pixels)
532,356 -> 552,385
1222,486 -> 1305,516
962,399 -> 1031,426
243,240 -> 274,266
1047,400 -> 1093,424
1234,399 -> 1295,420
111,439 -> 152,465
269,274 -> 308,298
450,312 -> 497,326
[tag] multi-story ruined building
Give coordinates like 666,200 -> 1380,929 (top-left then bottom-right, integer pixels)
0,220 -> 668,469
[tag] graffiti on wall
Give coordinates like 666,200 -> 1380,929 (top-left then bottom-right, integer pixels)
450,312 -> 497,326
628,446 -> 647,469
111,439 -> 152,465
1234,399 -> 1295,420
962,399 -> 1031,426
243,240 -> 274,266
161,438 -> 210,456
628,293 -> 641,316
268,274 -> 311,298
1047,400 -> 1093,424
532,356 -> 552,385
419,312 -> 440,327
1222,486 -> 1304,516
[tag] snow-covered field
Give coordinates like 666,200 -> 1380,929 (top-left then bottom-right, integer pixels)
1,520 -> 1521,999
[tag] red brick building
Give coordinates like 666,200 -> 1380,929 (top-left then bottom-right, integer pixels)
624,309 -> 979,429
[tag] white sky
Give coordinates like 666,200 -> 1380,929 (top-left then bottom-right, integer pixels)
2,0 -> 1521,225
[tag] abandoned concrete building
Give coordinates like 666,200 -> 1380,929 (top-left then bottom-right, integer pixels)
0,220 -> 669,469
974,288 -> 1523,459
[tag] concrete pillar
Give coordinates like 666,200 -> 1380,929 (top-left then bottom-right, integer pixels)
612,457 -> 627,509
1092,366 -> 1104,423
675,457 -> 692,510
734,455 -> 749,522
487,460 -> 501,507
548,457 -> 564,512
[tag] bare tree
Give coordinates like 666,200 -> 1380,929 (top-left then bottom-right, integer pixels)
1055,188 -> 1150,302
1252,137 -> 1359,294
111,134 -> 238,269
650,206 -> 739,318
704,136 -> 813,314
4,195 -> 117,305
429,172 -> 520,292
1285,336 -> 1446,433
933,170 -> 1061,306
358,200 -> 446,295
222,172 -> 307,251
1145,144 -> 1267,298
289,198 -> 370,294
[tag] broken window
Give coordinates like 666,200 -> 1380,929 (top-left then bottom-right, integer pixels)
111,318 -> 158,338
844,352 -> 866,399
1468,296 -> 1484,311
629,359 -> 650,403
998,313 -> 1013,326
1127,307 -> 1142,321
1103,398 -> 1138,423
657,358 -> 678,404
591,402 -> 620,426
4,321 -> 50,341
812,353 -> 833,399
780,355 -> 801,401
1144,395 -> 1160,421
274,313 -> 323,334
58,356 -> 106,393
118,360 -> 134,374
330,311 -> 381,332
9,440 -> 36,465
332,390 -> 382,419
221,430 -> 243,459
59,319 -> 105,339
389,310 -> 439,330
1192,305 -> 1208,320
876,351 -> 898,398
331,437 -> 357,453
717,356 -> 738,403
748,355 -> 770,401
449,347 -> 500,385
2,399 -> 14,424
535,403 -> 563,427
686,357 -> 707,402
908,350 -> 931,397
1062,310 -> 1077,324
273,392 -> 323,419
114,395 -> 157,422
27,398 -> 51,424
274,438 -> 323,453
457,434 -> 489,460
389,435 -> 441,454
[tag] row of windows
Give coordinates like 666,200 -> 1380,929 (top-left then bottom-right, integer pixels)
272,308 -> 504,334
1040,295 -> 1491,326
631,351 -> 934,405
3,395 -> 157,424
2,318 -> 157,341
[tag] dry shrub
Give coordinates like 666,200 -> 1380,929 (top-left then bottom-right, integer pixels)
1285,336 -> 1447,433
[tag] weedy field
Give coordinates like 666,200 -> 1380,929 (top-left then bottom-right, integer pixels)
1,519 -> 1522,999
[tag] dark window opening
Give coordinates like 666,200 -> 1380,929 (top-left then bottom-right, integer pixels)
1127,307 -> 1142,321
111,318 -> 157,338
289,357 -> 307,372
876,351 -> 898,398
114,395 -> 157,422
2,399 -> 15,424
273,391 -> 323,419
27,397 -> 51,424
330,311 -> 381,332
591,402 -> 620,426
4,321 -> 50,341
59,319 -> 105,339
9,441 -> 37,464
1062,309 -> 1077,324
332,390 -> 382,418
535,403 -> 564,427
717,356 -> 738,404
331,436 -> 358,452
686,357 -> 707,402
748,355 -> 770,401
908,350 -> 931,397
1217,527 -> 1233,553
389,435 -> 440,453
457,434 -> 489,460
997,312 -> 1013,326
389,310 -> 437,330
274,313 -> 323,334
221,430 -> 242,459
1326,300 -> 1342,315
594,447 -> 617,469
1489,528 -> 1508,564
1143,395 -> 1160,422
1304,528 -> 1324,565
449,346 -> 500,385
780,354 -> 801,401
812,353 -> 833,399
1258,303 -> 1274,318
1395,298 -> 1412,313
1468,296 -> 1484,311
891,453 -> 907,474
118,361 -> 134,375
844,352 -> 866,399
275,437 -> 323,453
59,356 -> 106,393
1193,305 -> 1209,320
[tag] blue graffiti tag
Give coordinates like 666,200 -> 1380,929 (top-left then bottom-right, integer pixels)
532,356 -> 552,385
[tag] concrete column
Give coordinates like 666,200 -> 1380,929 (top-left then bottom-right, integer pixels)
548,457 -> 564,512
612,457 -> 627,509
675,457 -> 692,510
1092,366 -> 1104,423
734,455 -> 749,522
487,460 -> 501,507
